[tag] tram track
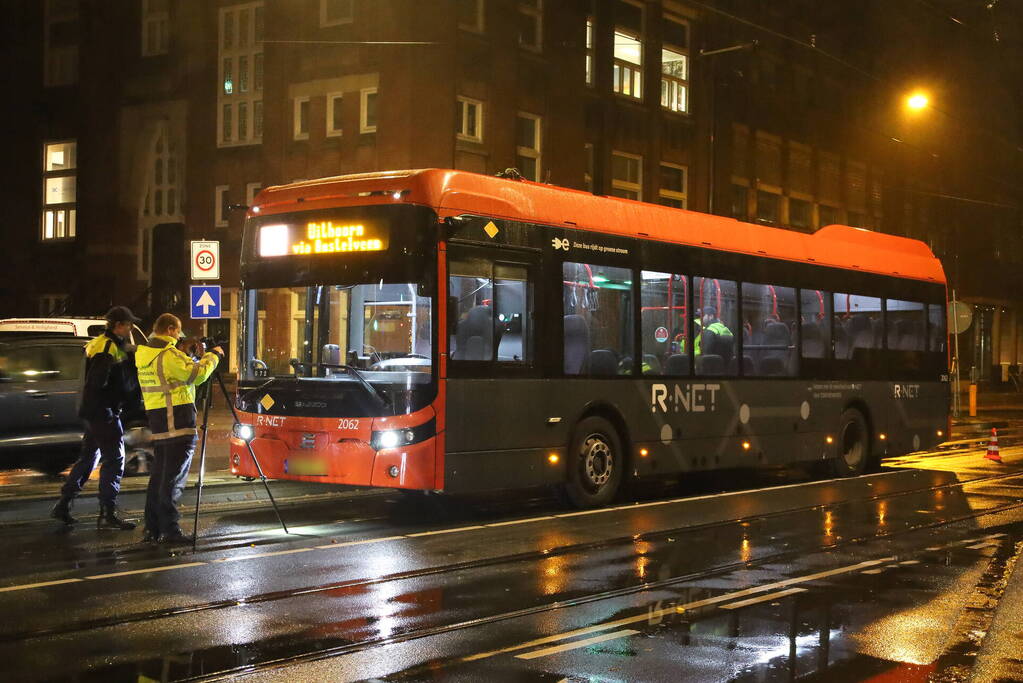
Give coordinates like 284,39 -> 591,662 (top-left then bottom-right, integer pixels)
4,461 -> 1023,656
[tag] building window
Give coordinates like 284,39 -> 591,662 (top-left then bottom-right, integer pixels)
39,294 -> 70,316
658,163 -> 687,208
458,0 -> 484,33
138,124 -> 183,277
584,143 -> 594,192
246,182 -> 261,207
360,88 -> 378,133
218,2 -> 263,147
613,1 -> 643,99
819,204 -> 841,226
293,96 -> 310,140
611,151 -> 642,200
756,190 -> 780,225
516,113 -> 542,181
141,0 -> 169,56
456,97 -> 483,142
518,0 -> 542,52
215,186 -> 229,227
320,0 -> 353,27
41,141 -> 77,241
44,0 -> 79,87
326,92 -> 344,136
730,183 -> 749,221
661,14 -> 688,113
585,17 -> 594,86
788,197 -> 813,230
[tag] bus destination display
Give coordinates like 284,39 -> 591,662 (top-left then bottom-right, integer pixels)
260,220 -> 389,257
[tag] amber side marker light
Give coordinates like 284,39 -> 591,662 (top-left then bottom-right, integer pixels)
639,448 -> 649,457
936,430 -> 944,438
742,441 -> 751,451
548,453 -> 560,465
879,433 -> 887,441
825,435 -> 834,444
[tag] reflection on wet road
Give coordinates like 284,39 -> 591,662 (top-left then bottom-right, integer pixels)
1,448 -> 1023,681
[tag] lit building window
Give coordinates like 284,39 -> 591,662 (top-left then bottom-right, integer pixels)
585,17 -> 594,86
457,0 -> 484,33
218,2 -> 263,147
518,0 -> 542,52
41,141 -> 77,241
361,88 -> 378,133
613,1 -> 643,99
658,163 -> 687,208
293,96 -> 310,140
661,14 -> 688,113
456,97 -> 484,142
516,113 -> 542,181
141,0 -> 170,57
320,0 -> 353,27
327,93 -> 344,136
44,0 -> 79,87
612,151 -> 642,200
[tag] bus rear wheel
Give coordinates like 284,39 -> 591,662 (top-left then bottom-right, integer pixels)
831,408 -> 870,477
564,416 -> 623,508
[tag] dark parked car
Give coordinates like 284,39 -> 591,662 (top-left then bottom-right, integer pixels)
0,336 -> 150,475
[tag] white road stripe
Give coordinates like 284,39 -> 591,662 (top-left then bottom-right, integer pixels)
719,587 -> 806,610
464,557 -> 894,661
316,535 -> 405,549
0,578 -> 84,593
967,542 -> 999,550
485,516 -> 556,527
407,525 -> 486,537
899,560 -> 921,566
515,629 -> 640,660
214,548 -> 315,562
84,562 -> 207,580
862,568 -> 886,575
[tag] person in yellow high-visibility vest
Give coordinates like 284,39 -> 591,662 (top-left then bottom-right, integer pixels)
695,307 -> 733,356
135,313 -> 223,544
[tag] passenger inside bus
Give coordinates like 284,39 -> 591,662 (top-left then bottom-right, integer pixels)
562,262 -> 634,375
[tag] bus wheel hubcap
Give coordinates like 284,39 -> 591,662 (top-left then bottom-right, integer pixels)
842,422 -> 863,468
582,435 -> 613,488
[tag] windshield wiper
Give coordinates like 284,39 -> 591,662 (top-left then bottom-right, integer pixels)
333,364 -> 391,409
237,375 -> 299,404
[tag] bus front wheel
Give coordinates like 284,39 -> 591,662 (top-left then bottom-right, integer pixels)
830,408 -> 870,477
564,416 -> 623,508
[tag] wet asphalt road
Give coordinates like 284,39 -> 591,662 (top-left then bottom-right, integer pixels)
1,446 -> 1023,682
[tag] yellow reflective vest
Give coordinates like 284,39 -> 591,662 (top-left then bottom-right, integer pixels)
135,334 -> 220,441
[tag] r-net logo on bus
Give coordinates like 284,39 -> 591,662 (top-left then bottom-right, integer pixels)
651,383 -> 722,413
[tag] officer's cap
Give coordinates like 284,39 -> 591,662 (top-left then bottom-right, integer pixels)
105,305 -> 141,325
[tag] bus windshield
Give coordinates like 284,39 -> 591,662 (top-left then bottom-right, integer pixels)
240,282 -> 432,382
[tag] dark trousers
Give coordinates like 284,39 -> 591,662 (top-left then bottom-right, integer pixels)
61,418 -> 124,505
144,436 -> 196,536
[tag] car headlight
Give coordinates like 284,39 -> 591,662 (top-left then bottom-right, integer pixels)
371,418 -> 435,451
233,423 -> 255,441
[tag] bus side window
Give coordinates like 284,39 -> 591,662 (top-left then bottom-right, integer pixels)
928,304 -> 947,353
886,299 -> 926,351
799,289 -> 831,360
693,277 -> 737,376
834,293 -> 882,359
563,262 -> 634,375
448,258 -> 533,364
640,271 -> 689,376
741,282 -> 797,376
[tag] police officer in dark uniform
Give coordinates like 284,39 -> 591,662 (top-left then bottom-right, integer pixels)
50,306 -> 145,529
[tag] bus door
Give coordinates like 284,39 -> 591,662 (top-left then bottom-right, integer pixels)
444,244 -> 549,486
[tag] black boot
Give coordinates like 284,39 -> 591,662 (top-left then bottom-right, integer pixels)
141,528 -> 159,544
51,497 -> 78,526
97,503 -> 137,531
158,530 -> 194,545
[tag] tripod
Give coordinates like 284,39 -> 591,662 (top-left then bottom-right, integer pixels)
192,370 -> 288,551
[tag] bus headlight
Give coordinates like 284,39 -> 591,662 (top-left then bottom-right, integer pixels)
371,419 -> 435,451
233,424 -> 255,441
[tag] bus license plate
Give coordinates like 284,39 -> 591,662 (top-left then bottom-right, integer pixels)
284,458 -> 327,476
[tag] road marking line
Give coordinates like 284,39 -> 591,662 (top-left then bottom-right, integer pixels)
407,525 -> 486,537
464,557 -> 894,661
485,516 -> 556,527
899,560 -> 921,566
862,568 -> 886,575
316,535 -> 405,549
0,578 -> 84,593
967,542 -> 999,550
214,548 -> 315,562
515,629 -> 640,660
554,509 -> 613,518
84,562 -> 206,580
719,587 -> 806,610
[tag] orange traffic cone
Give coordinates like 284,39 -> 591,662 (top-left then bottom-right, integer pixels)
985,427 -> 1003,463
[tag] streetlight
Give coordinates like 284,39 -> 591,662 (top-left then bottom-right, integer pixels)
906,91 -> 930,112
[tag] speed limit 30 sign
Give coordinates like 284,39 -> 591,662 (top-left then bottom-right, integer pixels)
191,240 -> 220,280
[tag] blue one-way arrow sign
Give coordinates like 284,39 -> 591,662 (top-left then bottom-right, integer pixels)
190,285 -> 221,319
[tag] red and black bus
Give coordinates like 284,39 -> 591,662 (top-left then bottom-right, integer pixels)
229,169 -> 948,507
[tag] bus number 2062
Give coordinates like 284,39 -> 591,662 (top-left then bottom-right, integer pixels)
337,419 -> 361,430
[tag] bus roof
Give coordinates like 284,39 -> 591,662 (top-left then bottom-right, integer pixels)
252,169 -> 946,285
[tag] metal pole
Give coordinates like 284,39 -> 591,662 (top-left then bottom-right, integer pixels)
191,377 -> 215,551
215,372 -> 288,534
952,289 -> 962,418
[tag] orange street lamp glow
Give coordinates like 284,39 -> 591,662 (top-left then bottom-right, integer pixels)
906,92 -> 930,111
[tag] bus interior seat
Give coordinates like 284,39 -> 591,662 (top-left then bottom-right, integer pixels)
589,349 -> 618,375
457,305 -> 494,361
834,319 -> 850,359
761,320 -> 791,374
643,354 -> 662,375
664,353 -> 689,376
563,314 -> 590,374
802,321 -> 824,358
742,354 -> 755,375
871,317 -> 883,348
849,315 -> 873,353
696,354 -> 725,375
